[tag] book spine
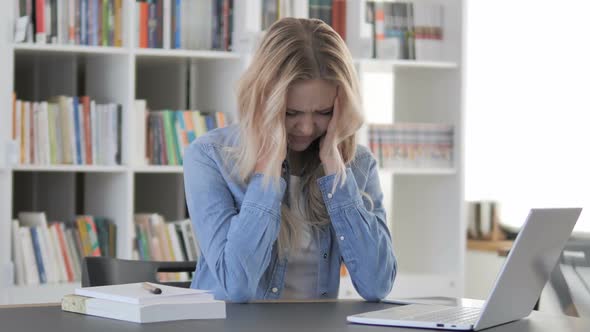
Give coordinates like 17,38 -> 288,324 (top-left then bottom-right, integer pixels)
56,223 -> 75,282
35,0 -> 47,43
139,1 -> 148,48
148,1 -> 156,48
174,0 -> 181,49
114,0 -> 122,46
30,227 -> 47,283
85,216 -> 103,256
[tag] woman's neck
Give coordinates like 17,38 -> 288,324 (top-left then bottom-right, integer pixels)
288,150 -> 305,176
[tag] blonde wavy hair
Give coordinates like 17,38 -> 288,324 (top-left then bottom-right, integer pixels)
232,18 -> 365,257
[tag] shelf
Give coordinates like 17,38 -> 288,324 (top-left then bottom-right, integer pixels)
134,48 -> 241,60
379,168 -> 457,175
12,165 -> 128,173
1,282 -> 80,305
354,58 -> 458,71
467,240 -> 514,255
133,165 -> 184,174
13,43 -> 129,55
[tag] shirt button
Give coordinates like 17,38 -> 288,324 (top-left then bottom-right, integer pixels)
321,292 -> 328,296
272,287 -> 278,293
327,193 -> 333,199
340,235 -> 345,241
323,253 -> 328,259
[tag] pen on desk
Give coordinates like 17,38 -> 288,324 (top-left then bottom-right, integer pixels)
142,282 -> 162,294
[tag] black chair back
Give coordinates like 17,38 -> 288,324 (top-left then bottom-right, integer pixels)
82,256 -> 196,288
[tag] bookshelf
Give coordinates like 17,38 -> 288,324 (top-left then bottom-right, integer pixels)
1,0 -> 465,304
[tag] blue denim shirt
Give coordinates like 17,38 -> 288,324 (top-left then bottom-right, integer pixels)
183,125 -> 397,302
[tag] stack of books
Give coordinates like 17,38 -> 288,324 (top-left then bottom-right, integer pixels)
11,211 -> 116,286
12,94 -> 122,166
368,123 -> 454,169
62,282 -> 225,323
133,214 -> 199,282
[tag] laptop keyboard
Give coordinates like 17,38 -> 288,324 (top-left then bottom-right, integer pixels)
392,305 -> 481,325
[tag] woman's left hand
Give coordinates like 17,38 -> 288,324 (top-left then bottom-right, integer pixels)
319,89 -> 342,175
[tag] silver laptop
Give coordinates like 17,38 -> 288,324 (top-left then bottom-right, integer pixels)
347,208 -> 582,331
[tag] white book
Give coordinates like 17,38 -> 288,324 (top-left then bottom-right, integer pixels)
45,0 -> 51,43
19,227 -> 40,285
167,223 -> 189,281
111,104 -> 119,165
35,226 -> 54,283
173,219 -> 199,261
135,1 -> 140,48
290,0 -> 309,19
38,226 -> 59,283
32,103 -> 40,164
68,0 -> 76,44
11,220 -> 25,286
68,97 -> 77,164
90,100 -> 97,164
57,0 -> 64,44
14,100 -> 21,162
75,282 -> 214,305
193,0 -> 212,50
41,102 -> 51,165
77,100 -> 86,165
65,228 -> 81,281
19,212 -> 61,284
163,0 -> 171,49
23,102 -> 30,164
50,224 -> 69,283
62,294 -> 225,323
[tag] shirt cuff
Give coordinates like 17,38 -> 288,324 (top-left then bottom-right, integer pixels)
242,174 -> 287,218
317,168 -> 363,212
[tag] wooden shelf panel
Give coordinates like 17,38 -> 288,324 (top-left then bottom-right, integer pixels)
467,240 -> 513,255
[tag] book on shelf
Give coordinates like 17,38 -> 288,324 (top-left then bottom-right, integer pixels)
466,201 -> 506,241
365,0 -> 443,60
11,94 -> 122,167
133,214 -> 200,282
133,0 -> 233,51
62,282 -> 225,323
260,0 -> 346,40
368,122 -> 453,169
13,0 -> 124,46
11,211 -> 117,286
135,99 -> 228,166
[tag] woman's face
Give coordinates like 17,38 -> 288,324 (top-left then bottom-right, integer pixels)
285,79 -> 337,152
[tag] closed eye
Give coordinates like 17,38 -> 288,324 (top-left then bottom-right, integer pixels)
286,107 -> 334,116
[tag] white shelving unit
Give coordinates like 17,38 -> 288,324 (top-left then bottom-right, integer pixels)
342,0 -> 466,300
1,0 -> 464,304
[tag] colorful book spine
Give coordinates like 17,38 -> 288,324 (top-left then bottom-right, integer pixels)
29,227 -> 47,283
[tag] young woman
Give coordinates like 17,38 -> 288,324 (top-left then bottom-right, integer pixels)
183,18 -> 396,302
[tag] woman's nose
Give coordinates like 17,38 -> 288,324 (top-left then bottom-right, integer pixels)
297,115 -> 314,136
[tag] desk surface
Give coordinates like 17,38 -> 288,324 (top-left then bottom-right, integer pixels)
1,301 -> 589,332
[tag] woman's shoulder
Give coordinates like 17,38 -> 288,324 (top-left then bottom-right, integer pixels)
352,144 -> 375,163
185,125 -> 240,154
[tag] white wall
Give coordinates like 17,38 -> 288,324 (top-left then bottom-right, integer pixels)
465,0 -> 590,317
465,0 -> 590,233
